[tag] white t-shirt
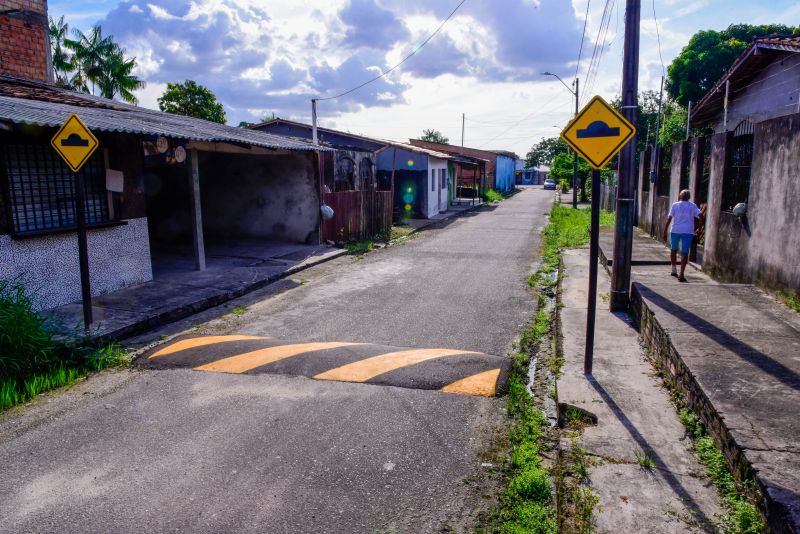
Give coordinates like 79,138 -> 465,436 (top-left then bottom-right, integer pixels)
668,200 -> 702,234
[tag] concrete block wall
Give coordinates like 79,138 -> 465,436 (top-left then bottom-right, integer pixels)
0,218 -> 153,310
703,114 -> 800,292
0,0 -> 51,82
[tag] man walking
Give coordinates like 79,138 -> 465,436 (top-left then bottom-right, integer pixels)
662,189 -> 702,282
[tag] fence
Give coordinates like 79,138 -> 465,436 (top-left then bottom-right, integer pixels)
598,181 -> 617,213
321,189 -> 393,243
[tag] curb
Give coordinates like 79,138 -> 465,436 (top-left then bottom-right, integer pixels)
82,249 -> 348,344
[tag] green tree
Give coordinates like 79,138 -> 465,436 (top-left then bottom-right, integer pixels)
420,129 -> 449,144
96,44 -> 144,104
49,18 -> 144,103
667,24 -> 799,107
158,80 -> 227,124
524,137 -> 567,168
49,16 -> 73,88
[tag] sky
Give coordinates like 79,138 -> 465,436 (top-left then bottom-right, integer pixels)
48,0 -> 800,157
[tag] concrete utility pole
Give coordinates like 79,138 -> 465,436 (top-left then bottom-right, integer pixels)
543,72 -> 579,208
311,99 -> 318,145
609,0 -> 641,312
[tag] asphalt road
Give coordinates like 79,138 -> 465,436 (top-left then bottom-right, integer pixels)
0,187 -> 553,534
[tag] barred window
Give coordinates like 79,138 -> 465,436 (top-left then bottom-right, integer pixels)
3,144 -> 110,235
722,121 -> 754,213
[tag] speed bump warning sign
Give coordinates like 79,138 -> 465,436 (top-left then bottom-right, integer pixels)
50,113 -> 99,173
560,95 -> 635,169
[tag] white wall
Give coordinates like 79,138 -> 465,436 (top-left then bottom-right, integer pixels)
427,157 -> 449,217
0,218 -> 153,310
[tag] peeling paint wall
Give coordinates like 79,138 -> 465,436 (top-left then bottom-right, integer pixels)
705,113 -> 800,291
199,152 -> 319,244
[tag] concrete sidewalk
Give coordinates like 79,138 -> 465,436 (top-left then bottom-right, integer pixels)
601,226 -> 800,531
45,241 -> 345,342
558,247 -> 723,532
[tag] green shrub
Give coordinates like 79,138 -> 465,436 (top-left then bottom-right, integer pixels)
0,280 -> 57,380
484,188 -> 505,203
503,502 -> 556,534
511,442 -> 541,470
507,466 -> 551,503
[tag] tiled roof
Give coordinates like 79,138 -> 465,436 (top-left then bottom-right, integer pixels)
691,35 -> 800,123
0,75 -> 328,152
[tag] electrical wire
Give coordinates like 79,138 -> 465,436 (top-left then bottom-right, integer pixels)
652,0 -> 666,77
315,0 -> 468,101
575,0 -> 592,79
580,0 -> 614,105
477,95 -> 573,148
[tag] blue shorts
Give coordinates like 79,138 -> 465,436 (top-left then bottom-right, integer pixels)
670,232 -> 694,254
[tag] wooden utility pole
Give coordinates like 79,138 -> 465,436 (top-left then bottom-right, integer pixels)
311,99 -> 318,145
609,0 -> 641,311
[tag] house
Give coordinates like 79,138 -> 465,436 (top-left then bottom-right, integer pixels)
637,35 -> 800,294
375,141 -> 451,219
250,118 -> 385,192
492,150 -> 520,193
408,139 -> 517,194
249,119 -> 395,240
0,5 -> 328,310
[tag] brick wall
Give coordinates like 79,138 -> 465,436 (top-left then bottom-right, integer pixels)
0,0 -> 51,82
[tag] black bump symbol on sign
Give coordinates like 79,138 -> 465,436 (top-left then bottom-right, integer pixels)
577,121 -> 620,138
61,133 -> 89,147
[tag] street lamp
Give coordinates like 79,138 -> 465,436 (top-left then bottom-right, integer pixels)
543,72 -> 579,208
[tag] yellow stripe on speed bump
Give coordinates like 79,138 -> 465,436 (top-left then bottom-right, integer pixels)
440,368 -> 502,397
148,335 -> 269,359
193,342 -> 363,374
313,348 -> 481,383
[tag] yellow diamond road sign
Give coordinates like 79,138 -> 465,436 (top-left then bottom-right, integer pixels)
560,95 -> 636,169
50,113 -> 99,173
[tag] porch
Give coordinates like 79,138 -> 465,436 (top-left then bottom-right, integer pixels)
45,239 -> 344,340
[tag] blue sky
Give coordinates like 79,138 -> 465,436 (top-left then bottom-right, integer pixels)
48,0 -> 800,155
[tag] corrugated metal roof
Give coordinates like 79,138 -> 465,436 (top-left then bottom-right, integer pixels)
0,81 -> 328,152
377,139 -> 453,159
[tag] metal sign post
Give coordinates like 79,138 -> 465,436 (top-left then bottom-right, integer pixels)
584,169 -> 601,374
51,113 -> 99,330
559,96 -> 636,374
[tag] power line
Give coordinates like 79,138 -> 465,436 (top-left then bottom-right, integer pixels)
575,0 -> 592,78
477,95 -> 572,148
652,0 -> 666,77
316,0 -> 468,101
580,0 -> 611,104
582,0 -> 615,104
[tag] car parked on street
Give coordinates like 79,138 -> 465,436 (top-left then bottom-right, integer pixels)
543,178 -> 557,190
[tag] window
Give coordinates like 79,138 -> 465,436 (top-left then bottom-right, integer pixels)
440,168 -> 445,189
431,168 -> 435,191
721,121 -> 754,212
3,144 -> 110,235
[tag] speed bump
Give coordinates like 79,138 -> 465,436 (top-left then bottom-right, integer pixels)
141,334 -> 510,397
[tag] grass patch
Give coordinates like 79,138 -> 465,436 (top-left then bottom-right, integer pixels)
389,225 -> 415,241
776,288 -> 800,313
231,306 -> 247,316
634,449 -> 655,471
0,280 -> 131,411
678,409 -> 765,533
344,240 -> 375,254
0,344 -> 129,411
484,188 -> 505,203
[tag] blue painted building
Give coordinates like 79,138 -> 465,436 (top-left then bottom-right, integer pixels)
493,152 -> 517,194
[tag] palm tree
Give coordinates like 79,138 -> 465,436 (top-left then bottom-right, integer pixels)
97,44 -> 143,104
48,16 -> 73,88
65,25 -> 115,95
